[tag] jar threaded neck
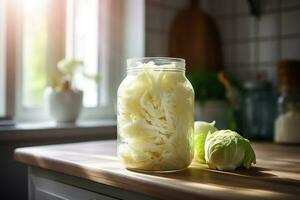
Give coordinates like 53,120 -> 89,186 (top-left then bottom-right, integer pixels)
127,57 -> 185,72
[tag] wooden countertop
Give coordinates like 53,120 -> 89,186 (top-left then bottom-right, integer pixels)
14,140 -> 300,200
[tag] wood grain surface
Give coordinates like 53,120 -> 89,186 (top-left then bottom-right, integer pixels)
14,140 -> 300,200
168,0 -> 223,72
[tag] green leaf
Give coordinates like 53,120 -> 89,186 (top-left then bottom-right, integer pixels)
194,121 -> 218,163
82,72 -> 101,82
186,69 -> 225,104
57,59 -> 84,76
204,130 -> 256,171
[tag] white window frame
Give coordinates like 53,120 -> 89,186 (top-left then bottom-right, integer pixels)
3,0 -> 145,123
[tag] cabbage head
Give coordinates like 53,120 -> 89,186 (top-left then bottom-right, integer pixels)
205,130 -> 256,171
194,121 -> 218,163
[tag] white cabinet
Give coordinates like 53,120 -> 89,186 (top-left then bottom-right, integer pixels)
29,174 -> 116,200
28,167 -> 156,200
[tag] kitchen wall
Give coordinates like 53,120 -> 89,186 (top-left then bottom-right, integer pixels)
145,0 -> 190,56
145,0 -> 300,84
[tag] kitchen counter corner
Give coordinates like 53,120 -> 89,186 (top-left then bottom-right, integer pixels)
14,140 -> 300,200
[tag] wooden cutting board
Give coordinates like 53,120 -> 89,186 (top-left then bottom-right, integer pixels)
168,0 -> 223,72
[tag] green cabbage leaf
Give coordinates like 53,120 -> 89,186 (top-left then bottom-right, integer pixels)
204,130 -> 256,171
194,121 -> 218,163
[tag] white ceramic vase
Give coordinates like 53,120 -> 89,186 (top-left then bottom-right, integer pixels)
45,88 -> 83,123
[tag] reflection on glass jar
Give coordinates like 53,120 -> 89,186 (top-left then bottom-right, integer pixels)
117,57 -> 194,172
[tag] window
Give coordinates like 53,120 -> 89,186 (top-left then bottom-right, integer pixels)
16,0 -> 63,121
16,0 -> 102,121
21,0 -> 48,109
1,0 -> 145,122
66,0 -> 99,108
0,0 -> 6,117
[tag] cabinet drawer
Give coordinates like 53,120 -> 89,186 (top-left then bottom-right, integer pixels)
30,174 -> 117,200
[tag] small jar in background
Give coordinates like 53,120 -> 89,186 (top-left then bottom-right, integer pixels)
242,81 -> 276,140
275,60 -> 300,143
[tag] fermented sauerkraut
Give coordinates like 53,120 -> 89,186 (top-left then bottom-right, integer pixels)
117,61 -> 194,171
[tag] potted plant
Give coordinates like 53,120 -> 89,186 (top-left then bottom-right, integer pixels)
45,59 -> 100,123
187,69 -> 229,129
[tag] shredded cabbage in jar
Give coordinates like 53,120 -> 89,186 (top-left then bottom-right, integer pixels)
117,62 -> 194,171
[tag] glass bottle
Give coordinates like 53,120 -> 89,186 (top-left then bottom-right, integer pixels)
242,81 -> 276,140
275,60 -> 300,143
275,89 -> 300,143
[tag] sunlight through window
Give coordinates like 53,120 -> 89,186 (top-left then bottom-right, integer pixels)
22,0 -> 48,108
66,0 -> 99,108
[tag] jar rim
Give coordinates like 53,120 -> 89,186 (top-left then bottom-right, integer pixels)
127,57 -> 185,71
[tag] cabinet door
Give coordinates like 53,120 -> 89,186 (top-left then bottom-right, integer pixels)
35,188 -> 68,200
29,173 -> 117,200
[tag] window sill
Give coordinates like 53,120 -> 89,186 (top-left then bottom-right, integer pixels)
0,120 -> 117,143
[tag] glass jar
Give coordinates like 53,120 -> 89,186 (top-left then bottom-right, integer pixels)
275,90 -> 300,143
242,81 -> 276,140
275,60 -> 300,143
117,57 -> 194,172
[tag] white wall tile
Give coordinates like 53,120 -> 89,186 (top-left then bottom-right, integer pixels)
281,10 -> 300,35
236,42 -> 256,64
201,0 -> 213,13
160,8 -> 178,33
281,0 -> 300,8
145,0 -> 158,5
146,32 -> 168,56
226,64 -> 236,75
261,0 -> 279,12
146,5 -> 162,30
146,32 -> 160,56
211,0 -> 234,16
161,0 -> 190,9
222,44 -> 233,66
145,0 -> 299,84
258,13 -> 279,37
236,0 -> 249,14
257,65 -> 277,84
258,40 -> 278,63
236,16 -> 257,40
282,38 -> 300,60
235,66 -> 256,81
216,18 -> 234,42
236,0 -> 279,15
146,0 -> 165,6
159,34 -> 169,56
146,0 -> 189,9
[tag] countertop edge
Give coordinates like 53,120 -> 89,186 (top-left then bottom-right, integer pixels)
14,148 -> 214,200
14,141 -> 300,200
